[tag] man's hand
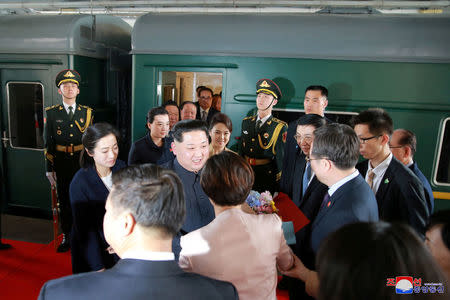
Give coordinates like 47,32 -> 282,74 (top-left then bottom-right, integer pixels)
46,172 -> 57,187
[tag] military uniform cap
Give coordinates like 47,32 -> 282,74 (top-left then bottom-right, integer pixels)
55,69 -> 81,87
256,78 -> 282,100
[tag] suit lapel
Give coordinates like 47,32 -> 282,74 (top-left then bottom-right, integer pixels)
292,151 -> 306,206
375,161 -> 393,206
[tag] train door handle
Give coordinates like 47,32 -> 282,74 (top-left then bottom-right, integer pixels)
2,131 -> 9,148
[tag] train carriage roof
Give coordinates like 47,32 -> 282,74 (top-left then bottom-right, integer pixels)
132,14 -> 450,63
0,15 -> 131,57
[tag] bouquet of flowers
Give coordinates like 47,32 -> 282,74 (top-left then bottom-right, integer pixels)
245,190 -> 278,214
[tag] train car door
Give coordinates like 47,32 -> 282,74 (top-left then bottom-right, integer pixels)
0,68 -> 50,214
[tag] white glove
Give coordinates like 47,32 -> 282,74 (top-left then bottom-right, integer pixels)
46,172 -> 57,187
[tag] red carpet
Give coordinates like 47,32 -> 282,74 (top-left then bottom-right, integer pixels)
0,239 -> 289,299
0,238 -> 72,299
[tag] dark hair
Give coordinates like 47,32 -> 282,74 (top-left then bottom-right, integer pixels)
196,85 -> 206,93
311,123 -> 359,170
317,222 -> 448,300
350,108 -> 394,136
305,85 -> 328,98
180,101 -> 197,111
427,210 -> 450,250
163,100 -> 179,109
201,151 -> 254,206
296,114 -> 326,129
172,119 -> 208,143
395,129 -> 417,155
209,113 -> 233,133
197,87 -> 213,98
109,164 -> 185,237
80,123 -> 119,168
146,106 -> 168,125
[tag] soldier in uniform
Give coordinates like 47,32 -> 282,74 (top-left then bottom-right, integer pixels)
239,78 -> 287,194
45,69 -> 93,252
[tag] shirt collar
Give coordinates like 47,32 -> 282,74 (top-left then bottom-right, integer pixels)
256,114 -> 271,125
62,101 -> 76,112
121,250 -> 175,261
368,153 -> 393,177
200,107 -> 210,114
328,170 -> 359,197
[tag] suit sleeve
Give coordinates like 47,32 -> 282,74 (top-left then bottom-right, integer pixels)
401,179 -> 429,238
37,283 -> 47,300
274,123 -> 288,183
44,109 -> 55,172
275,216 -> 294,271
279,124 -> 296,195
69,175 -> 105,271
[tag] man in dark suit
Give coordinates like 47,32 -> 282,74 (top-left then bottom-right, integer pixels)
282,124 -> 379,297
308,123 -> 379,253
195,87 -> 219,124
351,108 -> 429,237
390,129 -> 434,213
38,164 -> 237,300
284,86 -> 331,172
279,114 -> 328,299
162,120 -> 215,257
44,69 -> 94,252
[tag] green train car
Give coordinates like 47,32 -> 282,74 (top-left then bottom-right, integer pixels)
131,14 -> 450,211
0,15 -> 131,217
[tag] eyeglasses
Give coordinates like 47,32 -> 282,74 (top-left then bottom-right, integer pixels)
293,134 -> 313,142
359,135 -> 381,144
389,144 -> 404,149
306,156 -> 325,163
199,96 -> 211,100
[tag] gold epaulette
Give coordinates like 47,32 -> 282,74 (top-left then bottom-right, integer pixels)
45,104 -> 59,111
271,117 -> 287,126
78,104 -> 92,110
243,116 -> 254,120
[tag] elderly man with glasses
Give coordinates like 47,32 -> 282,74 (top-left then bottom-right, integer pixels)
195,87 -> 219,124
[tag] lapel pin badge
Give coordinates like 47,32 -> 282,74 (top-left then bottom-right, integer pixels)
384,178 -> 390,184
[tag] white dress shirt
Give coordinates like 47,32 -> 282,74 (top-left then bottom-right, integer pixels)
121,250 -> 175,261
328,170 -> 359,197
62,101 -> 76,114
365,153 -> 393,194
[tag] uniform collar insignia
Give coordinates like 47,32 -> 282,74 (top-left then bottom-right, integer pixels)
64,71 -> 75,78
260,80 -> 270,88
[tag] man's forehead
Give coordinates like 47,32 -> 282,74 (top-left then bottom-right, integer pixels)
305,90 -> 323,98
296,124 -> 316,133
180,131 -> 207,141
182,103 -> 196,110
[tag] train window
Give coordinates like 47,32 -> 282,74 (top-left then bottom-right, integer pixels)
6,82 -> 44,150
272,109 -> 357,126
160,71 -> 222,105
434,118 -> 450,185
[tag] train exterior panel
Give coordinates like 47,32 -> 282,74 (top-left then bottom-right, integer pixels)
0,15 -> 131,217
132,14 -> 450,210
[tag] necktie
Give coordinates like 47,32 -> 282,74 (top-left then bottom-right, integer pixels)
320,192 -> 330,209
302,162 -> 311,196
367,169 -> 375,193
201,111 -> 207,121
68,106 -> 74,120
255,119 -> 262,130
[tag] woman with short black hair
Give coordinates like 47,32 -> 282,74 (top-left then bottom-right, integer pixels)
70,123 -> 126,274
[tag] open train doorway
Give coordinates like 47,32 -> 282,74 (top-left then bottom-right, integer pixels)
159,71 -> 223,108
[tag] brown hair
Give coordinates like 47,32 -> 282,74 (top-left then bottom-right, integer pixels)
201,151 -> 254,206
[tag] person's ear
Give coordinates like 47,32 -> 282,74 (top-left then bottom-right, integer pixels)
147,122 -> 152,131
123,213 -> 136,236
381,134 -> 390,145
86,148 -> 94,157
322,97 -> 328,109
58,89 -> 62,95
171,141 -> 177,156
404,146 -> 412,159
273,99 -> 278,106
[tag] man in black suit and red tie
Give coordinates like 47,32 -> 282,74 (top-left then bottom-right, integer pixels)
351,108 -> 429,237
38,164 -> 237,300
